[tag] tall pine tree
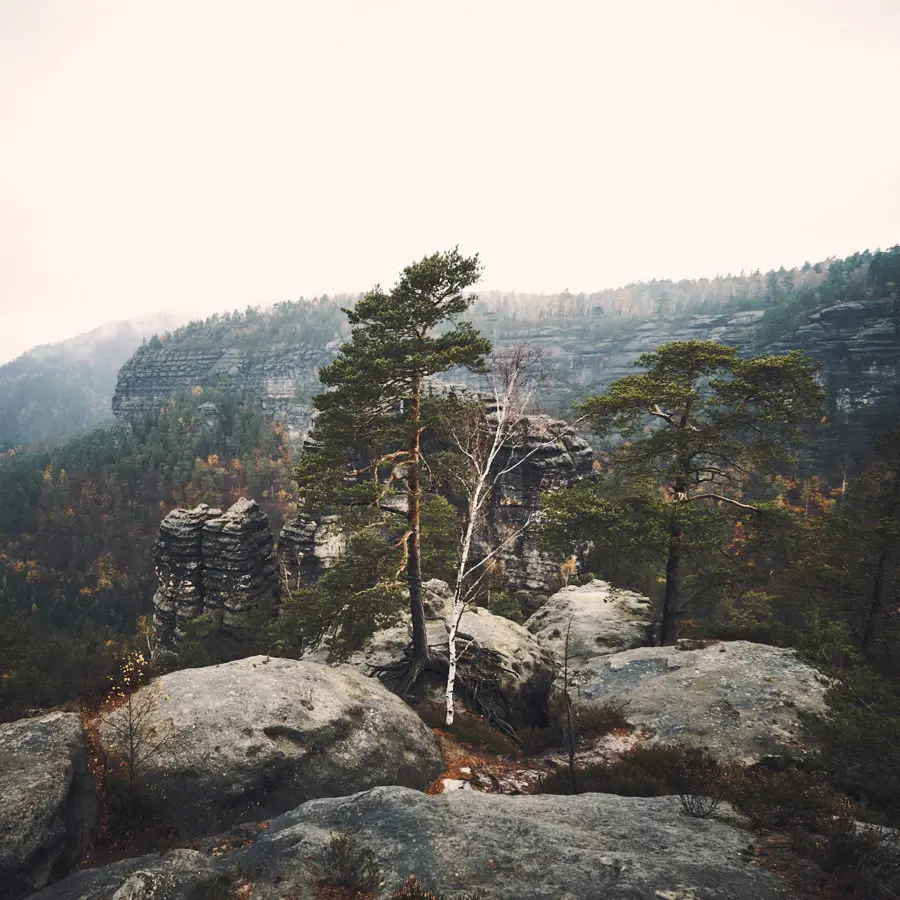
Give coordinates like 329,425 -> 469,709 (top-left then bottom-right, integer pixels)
302,248 -> 491,678
578,340 -> 823,644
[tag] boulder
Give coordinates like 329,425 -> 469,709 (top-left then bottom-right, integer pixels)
0,712 -> 98,899
28,850 -> 226,900
576,640 -> 829,762
98,656 -> 443,835
525,580 -> 653,668
350,580 -> 557,727
33,787 -> 791,899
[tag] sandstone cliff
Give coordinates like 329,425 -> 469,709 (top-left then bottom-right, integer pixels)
113,344 -> 336,442
277,412 -> 594,600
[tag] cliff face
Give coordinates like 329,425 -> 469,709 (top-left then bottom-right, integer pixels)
113,300 -> 900,452
153,498 -> 279,648
113,344 -> 335,442
503,300 -> 899,429
277,413 -> 594,602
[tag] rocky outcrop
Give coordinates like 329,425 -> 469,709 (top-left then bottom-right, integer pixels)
97,656 -> 443,835
152,504 -> 217,646
576,641 -> 828,763
201,498 -> 279,625
33,786 -> 792,899
477,414 -> 593,602
525,579 -> 654,667
349,579 -> 557,726
0,712 -> 97,899
279,414 -> 593,599
152,499 -> 278,647
277,514 -> 345,588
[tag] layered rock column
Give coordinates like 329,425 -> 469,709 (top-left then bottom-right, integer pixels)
152,504 -> 219,647
202,498 -> 280,625
152,498 -> 279,648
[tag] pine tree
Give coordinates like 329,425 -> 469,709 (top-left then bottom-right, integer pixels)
578,340 -> 823,644
304,248 -> 491,677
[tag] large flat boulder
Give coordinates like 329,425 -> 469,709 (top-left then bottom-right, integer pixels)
525,580 -> 653,668
0,712 -> 98,899
350,580 -> 557,726
577,640 -> 829,762
33,787 -> 791,899
98,656 -> 443,835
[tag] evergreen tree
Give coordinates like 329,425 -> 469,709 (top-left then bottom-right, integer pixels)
302,248 -> 491,674
577,340 -> 823,644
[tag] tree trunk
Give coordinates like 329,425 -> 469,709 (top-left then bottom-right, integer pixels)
862,472 -> 899,654
408,378 -> 428,666
445,612 -> 459,725
861,549 -> 888,654
661,511 -> 683,646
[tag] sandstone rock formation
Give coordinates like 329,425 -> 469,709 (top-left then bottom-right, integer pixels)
348,579 -> 557,726
152,504 -> 217,646
0,712 -> 97,899
576,640 -> 829,762
97,656 -> 443,835
277,514 -> 345,589
113,295 -> 900,462
201,498 -> 279,626
278,413 -> 593,600
32,787 -> 791,899
113,344 -> 335,443
524,579 -> 654,668
476,413 -> 593,603
152,499 -> 278,647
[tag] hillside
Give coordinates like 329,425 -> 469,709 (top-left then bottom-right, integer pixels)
0,312 -> 190,450
112,246 -> 900,472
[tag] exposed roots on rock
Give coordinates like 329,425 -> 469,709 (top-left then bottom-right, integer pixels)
369,640 -> 522,746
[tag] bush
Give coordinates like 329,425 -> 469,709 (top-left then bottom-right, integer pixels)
306,831 -> 382,893
414,704 -> 520,757
520,699 -> 630,757
802,670 -> 900,825
729,761 -> 849,833
810,823 -> 900,897
536,743 -> 713,797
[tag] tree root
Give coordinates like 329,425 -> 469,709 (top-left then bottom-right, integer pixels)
369,642 -> 522,746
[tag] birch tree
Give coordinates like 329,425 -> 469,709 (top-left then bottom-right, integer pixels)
439,345 -> 573,725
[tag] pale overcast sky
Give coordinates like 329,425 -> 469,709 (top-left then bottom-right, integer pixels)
1,0 -> 899,362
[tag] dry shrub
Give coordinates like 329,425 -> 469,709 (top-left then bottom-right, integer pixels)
415,703 -> 520,758
728,761 -> 848,833
536,743 -> 712,797
521,699 -> 630,757
306,831 -> 382,894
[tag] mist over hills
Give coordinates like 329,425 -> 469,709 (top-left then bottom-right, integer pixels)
0,311 -> 190,449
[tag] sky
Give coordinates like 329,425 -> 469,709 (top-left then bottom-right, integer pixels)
1,1 -> 899,363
